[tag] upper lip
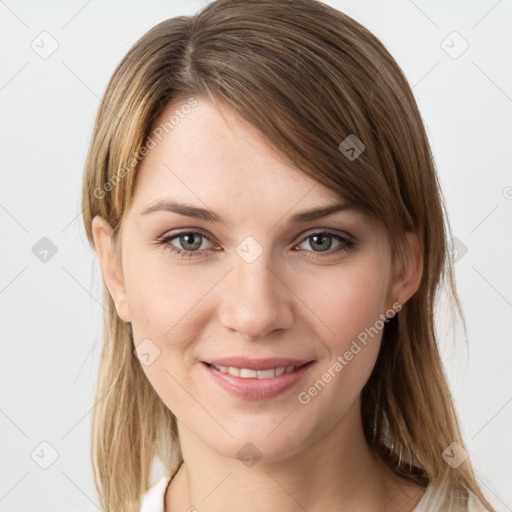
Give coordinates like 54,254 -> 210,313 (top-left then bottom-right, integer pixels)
204,357 -> 315,371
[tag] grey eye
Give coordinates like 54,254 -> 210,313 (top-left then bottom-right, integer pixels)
299,233 -> 345,252
170,232 -> 212,251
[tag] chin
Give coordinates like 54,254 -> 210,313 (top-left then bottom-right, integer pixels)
197,418 -> 319,466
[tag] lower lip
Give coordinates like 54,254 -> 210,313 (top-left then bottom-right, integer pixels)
202,361 -> 316,400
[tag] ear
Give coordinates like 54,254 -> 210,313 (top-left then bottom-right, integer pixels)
387,231 -> 423,309
91,215 -> 131,323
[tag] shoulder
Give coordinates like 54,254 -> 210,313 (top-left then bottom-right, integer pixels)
139,474 -> 171,512
412,484 -> 491,512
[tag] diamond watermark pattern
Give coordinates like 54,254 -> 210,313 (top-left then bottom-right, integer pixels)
31,441 -> 59,469
450,237 -> 468,263
442,442 -> 468,468
237,442 -> 263,468
32,237 -> 58,263
338,134 -> 365,161
134,338 -> 161,366
30,31 -> 59,59
441,31 -> 469,60
236,236 -> 263,264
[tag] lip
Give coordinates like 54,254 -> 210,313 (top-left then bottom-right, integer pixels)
201,359 -> 316,400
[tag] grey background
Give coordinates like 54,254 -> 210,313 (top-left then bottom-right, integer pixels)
0,0 -> 511,510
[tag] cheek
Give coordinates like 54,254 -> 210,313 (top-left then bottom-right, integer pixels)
121,252 -> 224,412
297,260 -> 389,346
123,247 -> 223,340
122,260 -> 204,419
293,262 -> 389,402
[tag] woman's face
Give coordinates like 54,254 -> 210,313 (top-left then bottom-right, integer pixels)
93,96 -> 419,463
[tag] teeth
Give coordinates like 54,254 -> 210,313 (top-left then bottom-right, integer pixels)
227,366 -> 240,377
211,364 -> 297,378
240,368 -> 258,378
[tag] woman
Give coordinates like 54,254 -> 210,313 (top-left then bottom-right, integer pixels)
81,0 -> 494,510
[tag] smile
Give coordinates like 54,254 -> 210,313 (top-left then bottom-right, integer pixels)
202,360 -> 316,400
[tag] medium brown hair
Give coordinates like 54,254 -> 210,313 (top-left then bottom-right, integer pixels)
81,0 -> 493,510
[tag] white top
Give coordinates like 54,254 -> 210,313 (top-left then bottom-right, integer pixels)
139,473 -> 488,512
139,475 -> 170,512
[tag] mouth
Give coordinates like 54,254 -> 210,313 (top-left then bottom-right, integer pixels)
201,359 -> 316,400
203,360 -> 313,379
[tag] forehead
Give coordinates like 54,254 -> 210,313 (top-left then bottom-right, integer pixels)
130,97 -> 347,218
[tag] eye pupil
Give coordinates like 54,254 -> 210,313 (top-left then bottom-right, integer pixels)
181,233 -> 202,251
310,234 -> 332,252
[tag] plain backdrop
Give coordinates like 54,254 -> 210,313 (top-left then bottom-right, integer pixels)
0,1 -> 511,511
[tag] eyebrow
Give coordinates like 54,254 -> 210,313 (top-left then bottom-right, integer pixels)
140,199 -> 356,224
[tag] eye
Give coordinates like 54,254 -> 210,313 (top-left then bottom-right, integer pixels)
156,229 -> 355,260
157,231 -> 215,259
295,231 -> 355,257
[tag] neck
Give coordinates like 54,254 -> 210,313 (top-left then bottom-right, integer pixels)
165,398 -> 423,512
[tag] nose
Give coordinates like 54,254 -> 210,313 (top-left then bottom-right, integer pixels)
217,251 -> 295,340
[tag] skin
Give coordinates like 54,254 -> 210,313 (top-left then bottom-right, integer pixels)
92,97 -> 424,511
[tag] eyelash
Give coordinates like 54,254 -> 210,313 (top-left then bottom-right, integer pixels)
156,229 -> 356,260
